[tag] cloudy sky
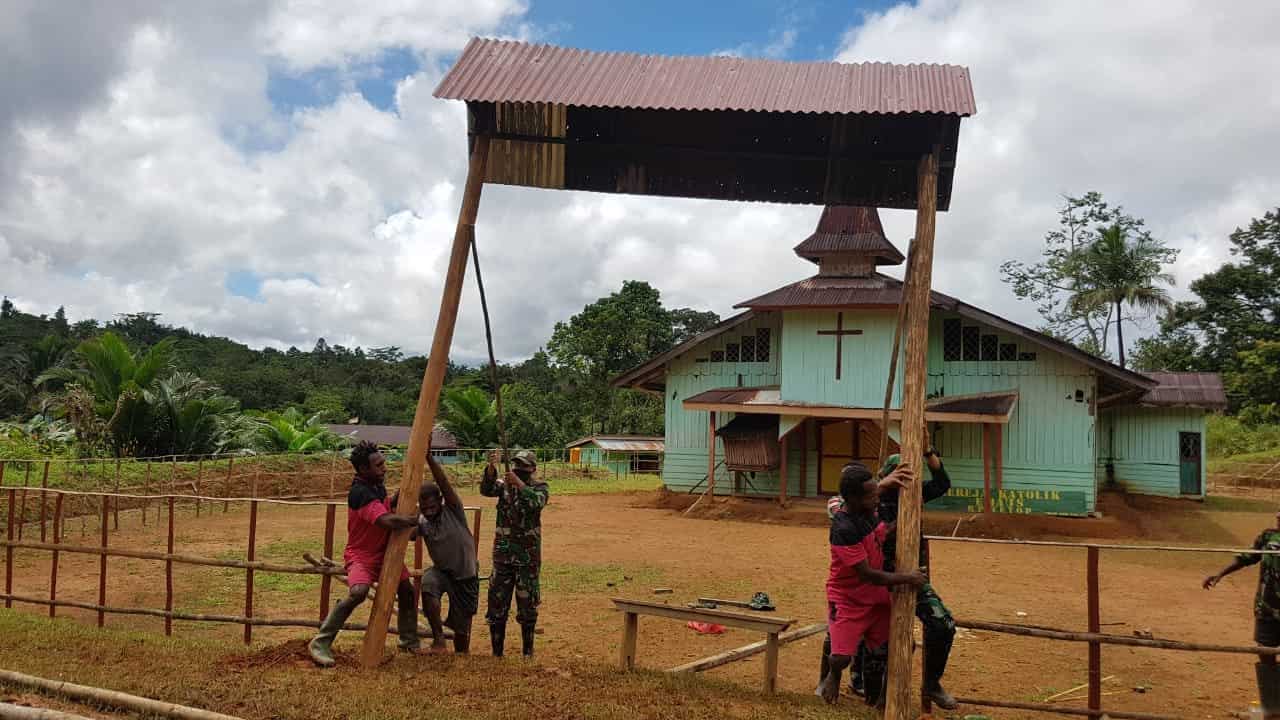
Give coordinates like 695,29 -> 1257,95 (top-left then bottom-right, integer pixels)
2,0 -> 1278,364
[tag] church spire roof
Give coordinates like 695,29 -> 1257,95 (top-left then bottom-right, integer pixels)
792,206 -> 905,267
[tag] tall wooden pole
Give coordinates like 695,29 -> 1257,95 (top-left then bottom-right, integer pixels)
884,149 -> 940,720
1087,546 -> 1102,713
360,134 -> 491,667
880,241 -> 915,472
707,412 -> 717,499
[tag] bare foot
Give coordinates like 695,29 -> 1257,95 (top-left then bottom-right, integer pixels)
428,640 -> 451,656
819,673 -> 840,704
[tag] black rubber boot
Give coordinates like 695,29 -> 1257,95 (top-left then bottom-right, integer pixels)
849,642 -> 866,696
861,645 -> 888,708
923,632 -> 957,709
521,625 -> 536,657
397,596 -> 420,652
490,624 -> 506,657
1258,663 -> 1280,716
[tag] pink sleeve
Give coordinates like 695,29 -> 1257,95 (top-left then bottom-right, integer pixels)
875,522 -> 889,542
832,543 -> 869,568
355,498 -> 389,525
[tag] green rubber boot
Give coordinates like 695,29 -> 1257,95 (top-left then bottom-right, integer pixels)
309,598 -> 357,667
397,597 -> 421,652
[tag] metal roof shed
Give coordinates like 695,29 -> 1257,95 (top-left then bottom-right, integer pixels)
434,38 -> 976,209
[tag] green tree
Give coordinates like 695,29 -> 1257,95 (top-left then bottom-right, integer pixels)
38,332 -> 177,455
147,372 -> 243,456
1068,223 -> 1176,368
438,385 -> 497,449
500,382 -> 567,448
1225,341 -> 1280,420
254,408 -> 344,453
0,333 -> 74,416
1131,324 -> 1202,372
1001,192 -> 1156,356
670,307 -> 721,344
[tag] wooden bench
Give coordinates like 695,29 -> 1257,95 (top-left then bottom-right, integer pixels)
612,598 -> 795,693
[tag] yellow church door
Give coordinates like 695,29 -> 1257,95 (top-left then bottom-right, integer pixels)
819,420 -> 856,494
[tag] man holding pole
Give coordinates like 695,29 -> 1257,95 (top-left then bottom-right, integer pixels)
1203,509 -> 1280,716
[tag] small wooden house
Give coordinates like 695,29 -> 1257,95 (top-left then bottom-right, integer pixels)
565,436 -> 664,475
614,207 -> 1226,515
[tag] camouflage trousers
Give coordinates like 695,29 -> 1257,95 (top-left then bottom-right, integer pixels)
486,562 -> 541,628
853,582 -> 956,694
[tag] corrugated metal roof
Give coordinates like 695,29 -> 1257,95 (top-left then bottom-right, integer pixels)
324,424 -> 458,449
735,274 -> 954,310
565,436 -> 665,452
1138,372 -> 1228,410
435,38 -> 976,116
794,206 -> 905,265
927,391 -> 1018,417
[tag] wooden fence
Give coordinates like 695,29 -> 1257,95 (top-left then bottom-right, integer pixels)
1208,460 -> 1280,498
927,535 -> 1280,720
0,483 -> 481,645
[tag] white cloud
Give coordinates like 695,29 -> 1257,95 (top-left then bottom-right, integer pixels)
1,0 -> 1278,372
836,0 -> 1280,340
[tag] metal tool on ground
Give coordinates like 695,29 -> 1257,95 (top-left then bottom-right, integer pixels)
695,592 -> 776,612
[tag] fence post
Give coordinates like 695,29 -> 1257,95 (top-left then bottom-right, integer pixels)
98,494 -> 109,627
472,508 -> 483,556
113,459 -> 121,530
18,464 -> 30,541
225,457 -> 234,513
142,461 -> 152,527
245,500 -> 258,645
49,493 -> 64,618
1087,545 -> 1101,715
40,460 -> 49,543
329,452 -> 338,499
195,458 -> 204,517
320,503 -> 335,620
165,496 -> 175,636
5,488 -> 15,608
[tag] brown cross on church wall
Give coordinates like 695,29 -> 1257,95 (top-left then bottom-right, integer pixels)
816,312 -> 863,380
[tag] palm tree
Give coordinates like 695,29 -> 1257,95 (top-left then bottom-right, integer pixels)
255,408 -> 343,453
37,333 -> 177,454
438,385 -> 497,449
1069,224 -> 1175,368
148,372 -> 243,457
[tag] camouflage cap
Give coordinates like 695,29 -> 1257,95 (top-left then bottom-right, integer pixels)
510,449 -> 538,470
878,453 -> 902,479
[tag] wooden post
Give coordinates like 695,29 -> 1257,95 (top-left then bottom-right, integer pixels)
40,461 -> 49,543
799,421 -> 808,498
224,457 -> 234,513
296,456 -> 305,499
113,460 -> 121,530
621,611 -> 639,670
195,458 -> 204,517
142,461 -> 151,527
778,434 -> 788,506
18,465 -> 29,541
170,456 -> 177,509
1087,546 -> 1101,714
165,496 -> 175,636
884,148 -> 940,720
471,508 -> 482,556
995,426 -> 1004,491
359,134 -> 490,668
5,488 -> 15,608
320,503 -> 336,620
763,632 -> 780,693
881,242 -> 915,471
707,411 -> 717,500
982,424 -> 993,514
245,500 -> 258,645
328,452 -> 337,499
97,495 -> 108,627
48,494 -> 64,618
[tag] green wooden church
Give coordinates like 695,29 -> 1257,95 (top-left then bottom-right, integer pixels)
614,206 -> 1226,515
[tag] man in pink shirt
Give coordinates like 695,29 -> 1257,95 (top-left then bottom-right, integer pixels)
309,441 -> 418,667
818,462 -> 925,705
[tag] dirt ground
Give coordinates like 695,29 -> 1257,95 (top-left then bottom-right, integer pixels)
3,486 -> 1275,719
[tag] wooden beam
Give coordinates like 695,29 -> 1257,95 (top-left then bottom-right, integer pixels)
359,134 -> 491,667
682,401 -> 1011,425
884,148 -> 939,720
611,598 -> 793,635
668,622 -> 826,673
982,424 -> 992,514
707,411 -> 717,500
995,424 -> 1004,492
799,421 -> 808,499
620,612 -> 638,670
881,241 -> 914,471
1087,546 -> 1102,714
779,434 -> 788,506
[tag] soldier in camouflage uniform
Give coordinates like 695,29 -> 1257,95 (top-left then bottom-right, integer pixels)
1204,509 -> 1280,715
481,449 -> 549,657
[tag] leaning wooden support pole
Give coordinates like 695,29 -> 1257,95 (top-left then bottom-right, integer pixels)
879,240 -> 915,471
884,149 -> 940,720
360,133 -> 490,668
0,668 -> 245,720
668,622 -> 826,673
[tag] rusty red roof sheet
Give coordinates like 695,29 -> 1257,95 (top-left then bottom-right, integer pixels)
1138,372 -> 1228,410
794,206 -> 905,265
735,274 -> 955,310
435,38 -> 977,116
926,391 -> 1019,417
